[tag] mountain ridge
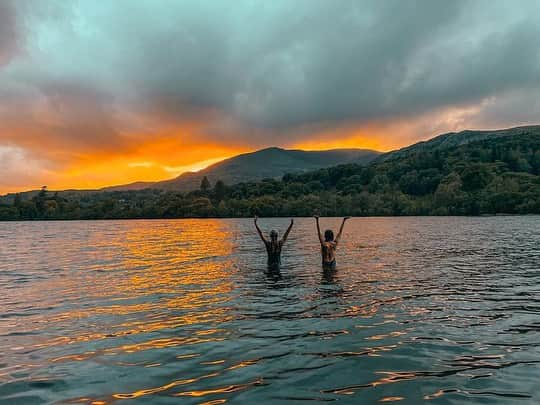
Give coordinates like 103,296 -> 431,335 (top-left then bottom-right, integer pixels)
378,125 -> 540,162
2,125 -> 539,199
103,147 -> 381,192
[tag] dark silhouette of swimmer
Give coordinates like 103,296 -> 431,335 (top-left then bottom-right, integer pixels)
254,216 -> 294,267
315,216 -> 350,269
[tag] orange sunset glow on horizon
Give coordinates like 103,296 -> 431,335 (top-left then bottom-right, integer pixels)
0,107 -> 535,195
0,113 -> 461,194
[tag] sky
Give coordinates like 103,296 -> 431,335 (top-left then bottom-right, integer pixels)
1,0 -> 540,194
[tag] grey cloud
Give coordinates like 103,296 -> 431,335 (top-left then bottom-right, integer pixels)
464,89 -> 540,130
93,0 -> 540,130
124,0 -> 469,127
1,0 -> 540,148
0,78 -> 130,160
0,1 -> 19,66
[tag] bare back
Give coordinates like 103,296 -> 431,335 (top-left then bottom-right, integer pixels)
321,241 -> 337,264
315,216 -> 349,268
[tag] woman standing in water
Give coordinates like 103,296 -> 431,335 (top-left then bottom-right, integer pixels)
254,216 -> 294,268
314,216 -> 350,269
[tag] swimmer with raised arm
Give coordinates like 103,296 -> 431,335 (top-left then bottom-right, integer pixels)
254,216 -> 294,267
315,216 -> 350,269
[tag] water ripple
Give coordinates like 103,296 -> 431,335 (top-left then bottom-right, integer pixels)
0,217 -> 539,404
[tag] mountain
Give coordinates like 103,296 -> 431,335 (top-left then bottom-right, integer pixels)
378,125 -> 540,162
103,147 -> 381,192
1,125 -> 536,199
2,125 -> 539,219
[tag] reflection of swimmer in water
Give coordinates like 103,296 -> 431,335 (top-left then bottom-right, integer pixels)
315,215 -> 350,269
254,216 -> 294,267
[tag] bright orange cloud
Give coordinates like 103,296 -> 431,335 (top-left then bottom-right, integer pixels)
35,143 -> 247,192
0,103 -> 249,193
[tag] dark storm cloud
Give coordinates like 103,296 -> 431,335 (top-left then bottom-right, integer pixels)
1,0 -> 540,148
124,0 -> 471,128
81,0 -> 538,130
0,0 -> 19,66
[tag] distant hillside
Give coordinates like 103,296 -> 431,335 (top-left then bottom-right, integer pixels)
2,125 -> 539,219
378,125 -> 540,162
104,147 -> 381,192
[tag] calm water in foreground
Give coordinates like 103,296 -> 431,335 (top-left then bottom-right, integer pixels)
0,217 -> 539,404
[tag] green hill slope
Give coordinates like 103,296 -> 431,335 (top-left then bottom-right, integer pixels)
378,125 -> 540,162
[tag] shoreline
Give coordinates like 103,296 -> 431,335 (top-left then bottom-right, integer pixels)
1,213 -> 538,223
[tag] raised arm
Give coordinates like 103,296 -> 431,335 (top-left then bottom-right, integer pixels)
314,215 -> 323,244
254,216 -> 268,243
281,219 -> 294,244
334,216 -> 350,244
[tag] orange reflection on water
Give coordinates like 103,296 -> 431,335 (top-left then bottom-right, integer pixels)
173,378 -> 264,397
51,336 -> 226,364
112,372 -> 220,399
29,220 -> 237,358
424,389 -> 445,400
108,363 -> 264,401
226,359 -> 259,371
322,370 -> 420,396
372,371 -> 418,388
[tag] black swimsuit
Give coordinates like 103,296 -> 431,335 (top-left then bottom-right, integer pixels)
322,259 -> 336,270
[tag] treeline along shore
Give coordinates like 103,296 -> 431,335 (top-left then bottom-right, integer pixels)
1,132 -> 539,220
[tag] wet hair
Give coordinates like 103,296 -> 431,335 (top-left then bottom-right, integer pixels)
324,229 -> 334,242
270,230 -> 278,239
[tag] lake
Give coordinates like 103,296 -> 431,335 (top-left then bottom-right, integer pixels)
0,217 -> 539,404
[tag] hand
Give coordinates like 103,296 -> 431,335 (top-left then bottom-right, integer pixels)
314,215 -> 319,219
290,218 -> 294,224
254,215 -> 258,223
344,216 -> 351,221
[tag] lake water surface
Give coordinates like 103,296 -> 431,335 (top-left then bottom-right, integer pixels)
1,217 -> 539,404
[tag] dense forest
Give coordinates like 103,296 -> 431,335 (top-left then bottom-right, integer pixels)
1,133 -> 539,220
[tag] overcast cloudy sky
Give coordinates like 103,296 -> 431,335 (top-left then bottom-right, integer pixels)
1,0 -> 539,192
